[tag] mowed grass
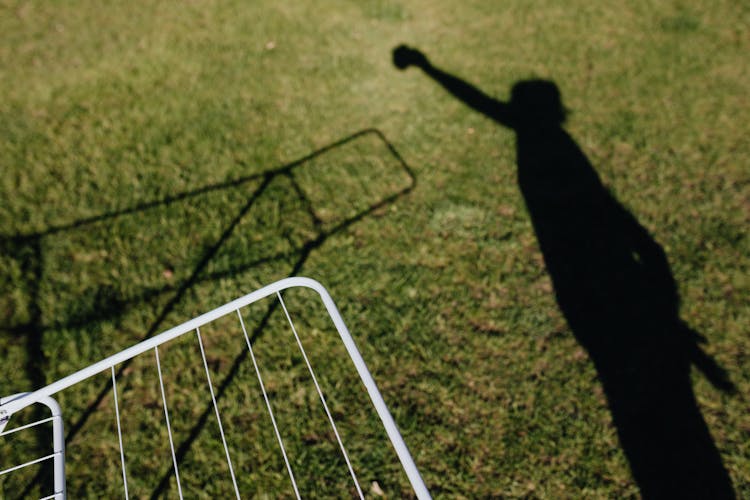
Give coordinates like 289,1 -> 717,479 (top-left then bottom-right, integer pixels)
1,0 -> 749,497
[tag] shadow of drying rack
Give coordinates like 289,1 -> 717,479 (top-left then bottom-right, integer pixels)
0,128 -> 416,498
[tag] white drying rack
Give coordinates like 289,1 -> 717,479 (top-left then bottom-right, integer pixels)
0,277 -> 431,499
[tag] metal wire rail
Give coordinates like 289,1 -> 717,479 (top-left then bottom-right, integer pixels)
0,277 -> 431,499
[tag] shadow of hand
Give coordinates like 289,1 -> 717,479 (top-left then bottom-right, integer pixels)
393,45 -> 428,70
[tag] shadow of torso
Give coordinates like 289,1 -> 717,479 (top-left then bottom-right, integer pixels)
512,117 -> 733,499
515,123 -> 677,333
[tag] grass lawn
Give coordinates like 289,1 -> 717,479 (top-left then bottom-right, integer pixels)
1,0 -> 749,497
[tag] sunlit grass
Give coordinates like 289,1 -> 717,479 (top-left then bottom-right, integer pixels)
1,0 -> 748,497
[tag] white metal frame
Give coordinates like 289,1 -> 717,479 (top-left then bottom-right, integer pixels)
0,393 -> 65,500
0,277 -> 431,499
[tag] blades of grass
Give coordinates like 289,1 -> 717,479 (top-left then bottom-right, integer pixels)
154,346 -> 183,500
236,308 -> 300,499
195,327 -> 241,499
276,290 -> 364,499
111,366 -> 129,499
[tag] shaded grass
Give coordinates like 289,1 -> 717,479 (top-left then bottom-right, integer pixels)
1,0 -> 749,497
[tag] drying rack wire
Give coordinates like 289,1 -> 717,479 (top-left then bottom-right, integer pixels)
0,277 -> 431,499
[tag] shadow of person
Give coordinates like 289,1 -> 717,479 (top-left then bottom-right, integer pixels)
393,45 -> 736,498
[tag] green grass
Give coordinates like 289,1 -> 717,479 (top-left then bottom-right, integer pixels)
1,0 -> 749,497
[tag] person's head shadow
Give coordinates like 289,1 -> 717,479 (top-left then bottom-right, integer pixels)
508,79 -> 567,126
393,44 -> 736,498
